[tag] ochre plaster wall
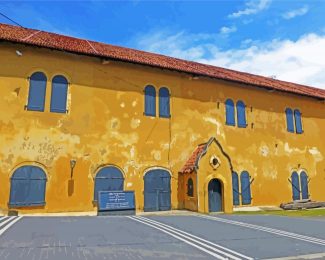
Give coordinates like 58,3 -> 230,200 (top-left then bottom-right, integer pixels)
0,42 -> 324,213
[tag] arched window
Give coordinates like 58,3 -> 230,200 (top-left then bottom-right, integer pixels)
300,171 -> 309,200
232,172 -> 240,206
187,178 -> 194,197
291,171 -> 300,201
236,100 -> 247,128
159,87 -> 170,118
285,108 -> 294,133
294,109 -> 303,134
27,72 -> 47,111
50,75 -> 68,113
240,171 -> 251,205
94,166 -> 124,201
225,99 -> 235,126
9,165 -> 47,207
144,85 -> 156,116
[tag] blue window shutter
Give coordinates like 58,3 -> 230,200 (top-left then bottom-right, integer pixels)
144,85 -> 156,116
232,172 -> 240,206
285,108 -> 294,132
50,75 -> 68,113
236,100 -> 247,128
291,171 -> 300,200
159,87 -> 170,118
294,109 -> 303,134
9,166 -> 47,207
94,166 -> 124,201
225,99 -> 235,126
240,171 -> 251,205
27,72 -> 47,111
300,171 -> 309,200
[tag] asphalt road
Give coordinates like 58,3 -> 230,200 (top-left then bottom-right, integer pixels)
0,213 -> 324,260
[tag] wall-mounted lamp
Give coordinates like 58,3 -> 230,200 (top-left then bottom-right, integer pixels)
70,159 -> 77,179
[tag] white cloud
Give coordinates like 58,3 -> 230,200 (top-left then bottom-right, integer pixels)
135,31 -> 325,90
282,6 -> 309,20
228,0 -> 272,18
219,26 -> 237,35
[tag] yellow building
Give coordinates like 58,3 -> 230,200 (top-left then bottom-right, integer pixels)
0,23 -> 324,214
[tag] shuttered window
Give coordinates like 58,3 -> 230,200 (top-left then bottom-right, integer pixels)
291,171 -> 300,201
94,166 -> 124,201
232,172 -> 240,206
236,100 -> 247,128
50,75 -> 68,113
187,178 -> 194,197
27,72 -> 47,111
285,108 -> 294,132
294,109 -> 303,134
240,171 -> 252,205
300,171 -> 309,200
9,166 -> 47,207
144,85 -> 156,116
159,87 -> 170,118
225,99 -> 235,126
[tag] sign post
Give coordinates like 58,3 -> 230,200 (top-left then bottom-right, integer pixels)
97,191 -> 135,216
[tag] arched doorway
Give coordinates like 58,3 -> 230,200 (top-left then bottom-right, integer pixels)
94,166 -> 124,201
9,165 -> 47,207
144,169 -> 171,212
208,179 -> 223,212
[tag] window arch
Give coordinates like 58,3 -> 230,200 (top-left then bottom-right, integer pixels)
291,171 -> 300,201
300,171 -> 309,200
27,72 -> 47,111
144,85 -> 156,116
285,108 -> 294,133
225,99 -> 235,126
232,172 -> 240,206
294,109 -> 303,134
94,166 -> 124,201
236,100 -> 247,128
159,87 -> 170,118
240,171 -> 251,205
9,165 -> 47,207
187,178 -> 194,197
50,75 -> 68,113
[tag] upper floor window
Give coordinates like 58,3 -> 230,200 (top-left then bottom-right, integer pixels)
187,178 -> 194,197
294,109 -> 303,134
27,72 -> 47,111
236,100 -> 247,128
286,108 -> 303,134
144,85 -> 156,117
285,108 -> 294,133
50,75 -> 68,113
225,99 -> 247,128
225,99 -> 235,126
159,87 -> 170,118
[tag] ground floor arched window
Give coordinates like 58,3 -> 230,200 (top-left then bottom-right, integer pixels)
9,165 -> 47,207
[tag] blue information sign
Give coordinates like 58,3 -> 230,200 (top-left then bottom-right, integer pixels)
98,191 -> 135,211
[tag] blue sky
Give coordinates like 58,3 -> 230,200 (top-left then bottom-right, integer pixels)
1,0 -> 325,89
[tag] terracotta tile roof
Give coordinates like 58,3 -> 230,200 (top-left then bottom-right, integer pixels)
180,143 -> 207,174
1,23 -> 325,99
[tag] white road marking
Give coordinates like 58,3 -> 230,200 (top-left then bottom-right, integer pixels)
197,215 -> 325,246
0,216 -> 23,236
136,216 -> 252,260
129,216 -> 253,260
264,252 -> 325,260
